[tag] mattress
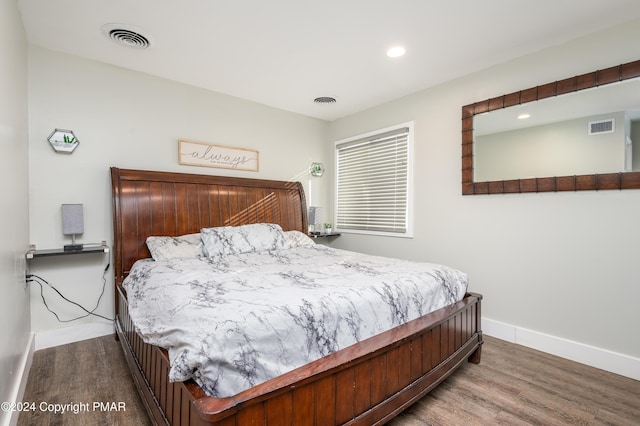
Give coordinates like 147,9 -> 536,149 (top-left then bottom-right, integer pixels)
123,243 -> 468,398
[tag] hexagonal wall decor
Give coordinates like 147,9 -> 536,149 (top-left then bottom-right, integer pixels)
48,128 -> 79,153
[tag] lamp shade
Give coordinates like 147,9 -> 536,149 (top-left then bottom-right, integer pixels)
308,206 -> 323,230
62,204 -> 84,235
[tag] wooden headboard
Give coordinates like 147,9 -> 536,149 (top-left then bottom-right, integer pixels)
110,167 -> 308,286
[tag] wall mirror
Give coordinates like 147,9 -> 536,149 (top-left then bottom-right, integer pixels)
462,59 -> 640,194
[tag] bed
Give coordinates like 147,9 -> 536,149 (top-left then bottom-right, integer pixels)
111,167 -> 483,426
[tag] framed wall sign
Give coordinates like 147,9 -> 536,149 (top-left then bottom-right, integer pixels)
178,139 -> 259,171
48,128 -> 79,154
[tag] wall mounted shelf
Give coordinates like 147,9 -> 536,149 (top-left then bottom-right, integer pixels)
26,242 -> 109,260
308,233 -> 341,239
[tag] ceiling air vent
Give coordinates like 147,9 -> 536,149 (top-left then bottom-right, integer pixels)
314,97 -> 337,104
102,24 -> 152,49
589,119 -> 614,135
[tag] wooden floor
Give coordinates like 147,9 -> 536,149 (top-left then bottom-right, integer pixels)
18,334 -> 640,425
18,335 -> 150,426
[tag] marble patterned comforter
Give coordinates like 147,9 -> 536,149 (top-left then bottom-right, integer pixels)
123,244 -> 469,397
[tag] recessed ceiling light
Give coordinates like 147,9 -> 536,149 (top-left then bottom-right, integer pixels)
517,113 -> 531,120
386,46 -> 406,58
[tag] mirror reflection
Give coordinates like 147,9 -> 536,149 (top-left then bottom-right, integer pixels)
473,78 -> 640,182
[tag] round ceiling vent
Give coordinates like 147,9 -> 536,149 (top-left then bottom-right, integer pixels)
314,97 -> 337,104
102,24 -> 152,49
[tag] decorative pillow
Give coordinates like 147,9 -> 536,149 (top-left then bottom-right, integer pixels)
201,223 -> 286,257
146,233 -> 204,261
285,230 -> 316,248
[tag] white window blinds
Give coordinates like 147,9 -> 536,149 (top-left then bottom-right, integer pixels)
336,125 -> 411,235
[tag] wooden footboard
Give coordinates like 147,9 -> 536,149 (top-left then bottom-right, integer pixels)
116,286 -> 483,426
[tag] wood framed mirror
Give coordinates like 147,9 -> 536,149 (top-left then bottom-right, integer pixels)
462,59 -> 640,195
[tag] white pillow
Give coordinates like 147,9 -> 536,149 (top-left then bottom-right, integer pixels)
201,223 -> 287,257
285,230 -> 315,248
146,233 -> 204,261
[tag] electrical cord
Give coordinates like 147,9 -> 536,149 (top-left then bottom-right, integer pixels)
26,262 -> 113,322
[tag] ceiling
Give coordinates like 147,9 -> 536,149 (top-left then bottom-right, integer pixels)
17,0 -> 640,122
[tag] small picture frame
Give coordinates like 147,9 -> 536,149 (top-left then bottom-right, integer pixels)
48,129 -> 79,154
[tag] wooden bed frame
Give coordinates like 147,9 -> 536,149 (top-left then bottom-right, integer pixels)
111,167 -> 483,426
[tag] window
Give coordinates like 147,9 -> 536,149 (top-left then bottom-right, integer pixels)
335,122 -> 413,237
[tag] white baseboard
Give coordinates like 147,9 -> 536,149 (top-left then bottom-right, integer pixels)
35,321 -> 114,351
483,318 -> 640,381
2,333 -> 34,426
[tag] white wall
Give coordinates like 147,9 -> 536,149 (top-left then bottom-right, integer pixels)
329,19 -> 640,376
27,46 -> 329,346
0,0 -> 32,424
